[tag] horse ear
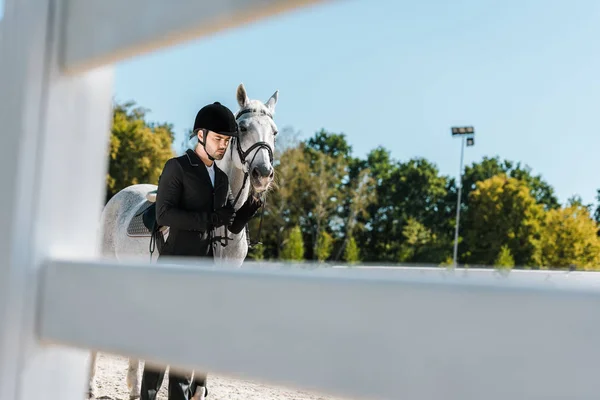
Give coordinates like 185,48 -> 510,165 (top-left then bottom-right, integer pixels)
265,90 -> 278,112
237,83 -> 249,108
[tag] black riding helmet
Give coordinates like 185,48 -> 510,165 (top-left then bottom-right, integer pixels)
191,102 -> 238,162
191,101 -> 239,139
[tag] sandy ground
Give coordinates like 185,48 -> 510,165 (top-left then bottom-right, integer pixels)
92,352 -> 347,400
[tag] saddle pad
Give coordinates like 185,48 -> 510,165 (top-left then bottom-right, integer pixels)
126,201 -> 153,237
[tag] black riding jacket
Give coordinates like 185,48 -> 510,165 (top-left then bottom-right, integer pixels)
155,149 -> 261,257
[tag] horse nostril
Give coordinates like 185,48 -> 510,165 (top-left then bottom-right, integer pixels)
253,165 -> 274,179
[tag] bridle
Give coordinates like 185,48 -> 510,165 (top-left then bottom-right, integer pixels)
232,107 -> 274,170
219,107 -> 275,247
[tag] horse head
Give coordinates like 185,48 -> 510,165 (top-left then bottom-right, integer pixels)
230,83 -> 278,194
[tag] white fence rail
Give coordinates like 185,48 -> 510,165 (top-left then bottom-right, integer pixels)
62,0 -> 329,73
39,258 -> 600,400
2,0 -> 600,399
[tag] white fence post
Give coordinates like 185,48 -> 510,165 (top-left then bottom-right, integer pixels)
0,0 -> 113,398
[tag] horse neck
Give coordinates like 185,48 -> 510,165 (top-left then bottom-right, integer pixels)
219,147 -> 250,210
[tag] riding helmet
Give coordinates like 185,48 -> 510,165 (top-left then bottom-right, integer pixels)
192,102 -> 239,137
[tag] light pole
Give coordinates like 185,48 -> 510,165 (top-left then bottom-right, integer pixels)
451,126 -> 475,268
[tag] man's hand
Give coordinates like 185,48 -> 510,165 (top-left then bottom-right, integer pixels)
211,206 -> 236,227
225,194 -> 265,234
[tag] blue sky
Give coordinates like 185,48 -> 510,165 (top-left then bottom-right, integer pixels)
3,0 -> 600,206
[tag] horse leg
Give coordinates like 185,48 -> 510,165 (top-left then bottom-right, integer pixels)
127,358 -> 141,399
87,351 -> 98,399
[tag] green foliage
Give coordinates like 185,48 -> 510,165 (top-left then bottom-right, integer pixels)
315,231 -> 334,262
439,256 -> 454,268
398,218 -> 434,262
359,152 -> 455,263
334,167 -> 377,261
306,129 -> 353,159
463,174 -> 545,267
303,136 -> 348,260
494,245 -> 515,269
106,101 -> 175,202
539,204 -> 600,270
248,243 -> 265,261
281,225 -> 305,261
462,156 -> 559,210
343,236 -> 360,264
593,189 -> 600,228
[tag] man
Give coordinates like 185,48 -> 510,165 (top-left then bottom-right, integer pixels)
140,102 -> 263,400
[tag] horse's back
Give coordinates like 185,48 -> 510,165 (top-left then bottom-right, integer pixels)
100,184 -> 158,260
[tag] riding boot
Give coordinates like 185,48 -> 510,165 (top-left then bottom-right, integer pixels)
190,372 -> 208,398
139,366 -> 166,400
167,371 -> 194,400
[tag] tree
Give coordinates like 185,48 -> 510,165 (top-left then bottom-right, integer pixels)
343,236 -> 360,263
462,174 -> 545,267
398,218 -> 431,262
592,189 -> 600,229
539,204 -> 600,270
306,129 -> 353,159
335,167 -> 376,260
362,155 -> 454,263
304,130 -> 355,245
494,245 -> 515,269
315,230 -> 334,262
303,146 -> 346,259
106,101 -> 175,202
462,156 -> 559,210
281,225 -> 305,261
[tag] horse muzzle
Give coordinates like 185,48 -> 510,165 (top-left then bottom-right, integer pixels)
250,164 -> 273,191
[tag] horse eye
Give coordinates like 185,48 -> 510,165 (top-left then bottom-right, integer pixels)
240,126 -> 247,132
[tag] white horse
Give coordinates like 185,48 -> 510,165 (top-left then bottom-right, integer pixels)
88,83 -> 278,399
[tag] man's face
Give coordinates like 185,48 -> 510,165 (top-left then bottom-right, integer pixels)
201,130 -> 231,160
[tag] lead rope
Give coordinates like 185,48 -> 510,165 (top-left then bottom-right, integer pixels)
149,231 -> 155,262
149,224 -> 161,263
223,171 -> 249,247
249,194 -> 267,248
